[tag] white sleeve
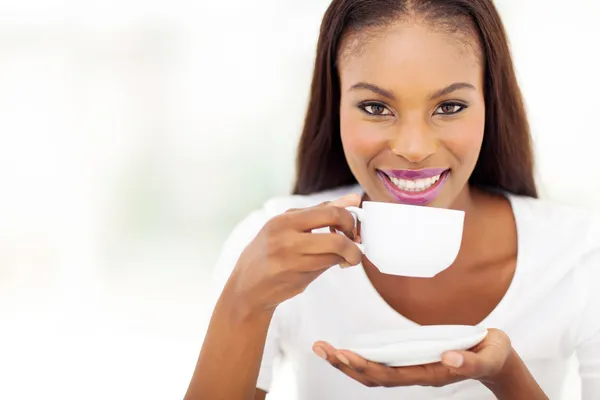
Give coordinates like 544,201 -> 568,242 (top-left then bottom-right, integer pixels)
210,208 -> 283,393
576,220 -> 600,399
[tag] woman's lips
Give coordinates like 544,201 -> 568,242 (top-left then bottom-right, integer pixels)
381,167 -> 449,180
376,169 -> 450,206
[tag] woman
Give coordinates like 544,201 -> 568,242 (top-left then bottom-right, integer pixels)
186,0 -> 600,399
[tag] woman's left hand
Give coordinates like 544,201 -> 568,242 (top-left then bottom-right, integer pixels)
312,328 -> 513,388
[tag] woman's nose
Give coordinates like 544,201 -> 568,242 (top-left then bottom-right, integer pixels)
389,124 -> 438,164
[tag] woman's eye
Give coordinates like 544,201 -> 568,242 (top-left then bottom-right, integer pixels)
361,103 -> 393,116
435,102 -> 466,115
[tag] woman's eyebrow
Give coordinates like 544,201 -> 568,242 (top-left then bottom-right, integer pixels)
349,81 -> 476,101
429,82 -> 476,100
349,82 -> 396,100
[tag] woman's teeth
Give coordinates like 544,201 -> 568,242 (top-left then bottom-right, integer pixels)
388,174 -> 442,192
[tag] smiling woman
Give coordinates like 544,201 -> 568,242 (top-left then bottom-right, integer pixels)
337,19 -> 487,209
185,1 -> 600,400
294,1 -> 536,204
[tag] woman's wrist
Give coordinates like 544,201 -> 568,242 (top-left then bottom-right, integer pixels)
185,278 -> 274,400
218,276 -> 275,325
481,347 -> 548,400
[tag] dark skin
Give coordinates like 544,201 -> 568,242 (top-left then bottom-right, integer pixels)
363,189 -> 517,327
185,19 -> 548,400
331,20 -> 516,328
310,189 -> 530,391
206,190 -> 532,400
309,21 -> 545,395
253,192 -> 517,400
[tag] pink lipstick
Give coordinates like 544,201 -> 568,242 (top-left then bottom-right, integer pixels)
377,168 -> 450,206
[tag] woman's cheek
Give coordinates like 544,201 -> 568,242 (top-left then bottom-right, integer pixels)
439,115 -> 485,166
341,119 -> 385,162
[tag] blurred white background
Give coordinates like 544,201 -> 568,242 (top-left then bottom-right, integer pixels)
0,0 -> 598,399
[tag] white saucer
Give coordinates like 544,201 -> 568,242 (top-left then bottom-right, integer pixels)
332,325 -> 488,367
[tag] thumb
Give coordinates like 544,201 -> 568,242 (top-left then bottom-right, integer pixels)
441,347 -> 507,379
330,194 -> 362,269
441,328 -> 511,379
331,193 -> 362,208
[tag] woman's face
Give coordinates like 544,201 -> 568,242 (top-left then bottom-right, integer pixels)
338,22 -> 485,209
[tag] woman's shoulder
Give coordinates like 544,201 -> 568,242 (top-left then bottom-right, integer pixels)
508,193 -> 599,249
507,194 -> 600,280
506,195 -> 600,347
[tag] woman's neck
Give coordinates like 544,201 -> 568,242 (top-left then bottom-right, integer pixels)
452,186 -> 517,271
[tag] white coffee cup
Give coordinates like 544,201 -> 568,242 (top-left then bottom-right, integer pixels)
345,201 -> 465,277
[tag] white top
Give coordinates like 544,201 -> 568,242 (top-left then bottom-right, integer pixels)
212,185 -> 600,400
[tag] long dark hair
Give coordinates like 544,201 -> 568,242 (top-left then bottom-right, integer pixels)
292,0 -> 537,198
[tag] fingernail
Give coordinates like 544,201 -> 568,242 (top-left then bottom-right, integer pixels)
313,346 -> 327,360
336,353 -> 351,367
442,352 -> 464,368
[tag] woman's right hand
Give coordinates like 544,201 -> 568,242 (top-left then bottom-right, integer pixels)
223,193 -> 363,316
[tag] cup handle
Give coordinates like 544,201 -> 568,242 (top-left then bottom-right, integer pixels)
342,206 -> 365,254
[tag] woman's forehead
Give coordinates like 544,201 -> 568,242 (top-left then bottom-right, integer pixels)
338,22 -> 483,95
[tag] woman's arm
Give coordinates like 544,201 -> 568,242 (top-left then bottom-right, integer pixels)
184,286 -> 274,400
185,195 -> 363,399
481,349 -> 548,400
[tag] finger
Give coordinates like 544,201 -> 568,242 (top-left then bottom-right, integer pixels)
329,193 -> 362,208
298,233 -> 363,268
441,329 -> 511,379
314,193 -> 361,211
298,254 -> 346,272
336,349 -> 434,387
328,194 -> 361,238
315,343 -> 430,388
441,350 -> 504,380
285,194 -> 360,217
282,206 -> 357,238
335,349 -> 462,388
315,342 -> 396,386
312,342 -> 377,387
330,251 -> 356,269
334,350 -> 403,386
338,259 -> 355,269
340,234 -> 363,269
328,223 -> 358,238
328,225 -> 358,242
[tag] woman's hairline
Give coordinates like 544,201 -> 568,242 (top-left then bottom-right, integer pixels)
336,15 -> 483,71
